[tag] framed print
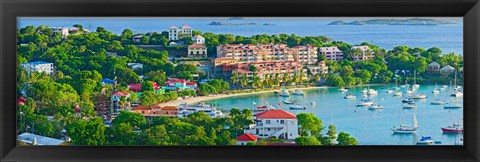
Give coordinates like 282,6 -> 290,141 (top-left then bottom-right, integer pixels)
1,0 -> 479,161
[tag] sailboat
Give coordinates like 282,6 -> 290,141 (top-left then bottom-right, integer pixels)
391,112 -> 418,134
450,70 -> 463,97
412,70 -> 420,89
416,113 -> 434,145
432,83 -> 440,94
444,80 -> 462,109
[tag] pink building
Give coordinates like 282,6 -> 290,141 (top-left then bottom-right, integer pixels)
320,46 -> 344,61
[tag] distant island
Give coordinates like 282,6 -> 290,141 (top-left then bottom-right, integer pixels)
227,17 -> 244,20
208,21 -> 274,26
328,18 -> 457,26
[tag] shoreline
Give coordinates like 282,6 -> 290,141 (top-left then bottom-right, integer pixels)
157,84 -> 389,107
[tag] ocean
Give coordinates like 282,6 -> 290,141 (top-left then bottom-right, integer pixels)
17,17 -> 463,54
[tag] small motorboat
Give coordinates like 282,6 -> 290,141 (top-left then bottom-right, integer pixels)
441,123 -> 463,133
430,99 -> 444,105
369,104 -> 383,110
386,90 -> 394,93
311,101 -> 316,105
361,89 -> 368,94
289,104 -> 306,110
367,89 -> 378,95
416,136 -> 434,145
402,98 -> 414,103
356,99 -> 373,106
444,102 -> 462,109
405,90 -> 413,94
279,88 -> 290,97
403,102 -> 417,109
393,91 -> 402,96
282,100 -> 294,104
292,89 -> 305,95
450,91 -> 463,97
344,94 -> 356,99
410,94 -> 427,99
432,89 -> 440,94
339,87 -> 348,92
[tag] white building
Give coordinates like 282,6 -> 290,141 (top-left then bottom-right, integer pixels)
291,45 -> 318,64
20,61 -> 54,75
440,65 -> 456,74
132,35 -> 143,43
245,109 -> 299,140
168,25 -> 192,41
192,35 -> 205,44
307,61 -> 328,75
17,133 -> 66,145
127,63 -> 144,70
350,46 -> 374,61
51,27 -> 69,38
320,46 -> 344,61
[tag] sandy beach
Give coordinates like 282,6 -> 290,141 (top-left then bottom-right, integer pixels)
157,86 -> 330,107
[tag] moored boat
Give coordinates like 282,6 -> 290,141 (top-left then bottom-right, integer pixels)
393,91 -> 402,96
410,93 -> 427,99
430,99 -> 444,105
339,87 -> 348,92
367,89 -> 378,95
282,99 -> 294,104
344,94 -> 356,99
292,89 -> 305,95
403,102 -> 417,109
416,136 -> 434,145
178,102 -> 224,118
279,88 -> 290,97
391,113 -> 418,134
356,99 -> 373,106
368,104 -> 383,110
289,104 -> 306,110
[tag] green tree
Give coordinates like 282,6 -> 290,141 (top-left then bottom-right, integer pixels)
296,113 -> 323,136
141,81 -> 154,92
67,117 -> 106,145
112,111 -> 147,128
295,136 -> 322,145
327,125 -> 337,139
337,132 -> 358,145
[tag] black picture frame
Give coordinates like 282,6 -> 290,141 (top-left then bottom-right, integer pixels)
1,0 -> 479,161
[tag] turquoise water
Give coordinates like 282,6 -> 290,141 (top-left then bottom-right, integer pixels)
204,85 -> 464,145
17,17 -> 463,54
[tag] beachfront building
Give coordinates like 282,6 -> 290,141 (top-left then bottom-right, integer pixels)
213,58 -> 238,76
307,61 -> 329,75
132,105 -> 179,117
440,65 -> 456,75
128,82 -> 165,96
236,133 -> 258,145
17,133 -> 68,145
168,25 -> 192,41
245,109 -> 299,140
291,45 -> 318,64
187,43 -> 207,58
350,46 -> 374,61
426,62 -> 441,75
320,46 -> 344,61
192,35 -> 205,44
221,60 -> 306,81
51,27 -> 69,38
20,61 -> 55,75
216,44 -> 294,62
162,78 -> 197,91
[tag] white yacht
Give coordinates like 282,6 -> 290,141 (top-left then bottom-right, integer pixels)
279,88 -> 290,97
292,89 -> 305,95
410,93 -> 427,99
289,104 -> 306,110
177,102 -> 224,118
356,99 -> 373,106
393,91 -> 403,96
403,102 -> 417,109
368,104 -> 383,110
367,89 -> 378,95
430,99 -> 444,105
391,113 -> 418,134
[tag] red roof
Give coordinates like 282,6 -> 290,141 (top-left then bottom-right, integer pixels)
17,97 -> 27,103
236,133 -> 258,141
181,25 -> 191,29
74,107 -> 81,113
256,110 -> 296,119
186,82 -> 197,86
18,102 -> 25,105
112,91 -> 130,96
162,106 -> 178,111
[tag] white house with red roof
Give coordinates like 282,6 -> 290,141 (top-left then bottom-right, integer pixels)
236,133 -> 258,145
168,25 -> 192,41
192,35 -> 205,44
245,109 -> 299,140
187,43 -> 207,58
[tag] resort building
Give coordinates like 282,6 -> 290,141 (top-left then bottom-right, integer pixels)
128,82 -> 165,95
236,133 -> 258,145
131,105 -> 179,117
168,25 -> 192,41
291,45 -> 318,64
162,78 -> 197,91
440,65 -> 456,74
320,46 -> 344,61
20,61 -> 55,75
213,58 -> 238,76
111,91 -> 130,116
245,109 -> 299,140
426,62 -> 441,75
221,60 -> 306,81
51,27 -> 69,38
187,43 -> 207,58
127,63 -> 143,70
192,35 -> 205,44
17,133 -> 68,145
307,61 -> 329,75
216,44 -> 294,63
350,46 -> 374,61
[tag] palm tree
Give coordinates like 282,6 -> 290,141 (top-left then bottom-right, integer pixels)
239,74 -> 248,89
274,73 -> 280,86
252,76 -> 262,88
300,70 -> 307,84
230,72 -> 239,90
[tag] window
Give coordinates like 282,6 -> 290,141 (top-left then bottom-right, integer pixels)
267,128 -> 270,131
280,120 -> 285,124
266,120 -> 270,124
